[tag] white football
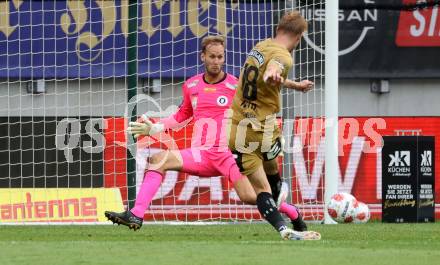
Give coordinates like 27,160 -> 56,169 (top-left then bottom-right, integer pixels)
352,201 -> 370,224
327,192 -> 358,223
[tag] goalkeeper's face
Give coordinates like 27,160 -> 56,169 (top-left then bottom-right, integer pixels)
201,43 -> 225,76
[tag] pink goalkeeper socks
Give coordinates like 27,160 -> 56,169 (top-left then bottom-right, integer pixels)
130,170 -> 164,218
279,202 -> 299,221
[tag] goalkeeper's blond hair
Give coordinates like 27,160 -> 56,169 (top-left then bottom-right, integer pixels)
201,35 -> 226,54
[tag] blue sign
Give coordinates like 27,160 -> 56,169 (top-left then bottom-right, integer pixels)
0,0 -> 274,79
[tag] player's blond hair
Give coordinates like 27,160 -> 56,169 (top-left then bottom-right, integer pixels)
201,35 -> 226,53
276,11 -> 308,36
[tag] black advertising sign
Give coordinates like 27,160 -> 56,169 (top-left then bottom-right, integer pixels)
382,136 -> 435,223
417,136 -> 435,222
298,0 -> 440,78
382,136 -> 418,222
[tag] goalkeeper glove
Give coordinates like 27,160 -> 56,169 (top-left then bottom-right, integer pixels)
127,119 -> 164,138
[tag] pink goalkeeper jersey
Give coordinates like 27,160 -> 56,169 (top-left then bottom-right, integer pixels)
160,73 -> 238,149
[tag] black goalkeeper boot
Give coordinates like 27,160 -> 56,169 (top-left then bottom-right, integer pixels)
291,209 -> 308,232
105,210 -> 143,231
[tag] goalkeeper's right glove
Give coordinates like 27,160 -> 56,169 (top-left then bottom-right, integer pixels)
127,119 -> 164,138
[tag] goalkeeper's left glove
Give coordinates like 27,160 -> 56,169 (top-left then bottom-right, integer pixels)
127,120 -> 164,139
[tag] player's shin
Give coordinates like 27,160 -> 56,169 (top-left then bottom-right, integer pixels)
130,170 -> 164,218
256,192 -> 288,232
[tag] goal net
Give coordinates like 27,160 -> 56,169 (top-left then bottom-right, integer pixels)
0,0 -> 327,224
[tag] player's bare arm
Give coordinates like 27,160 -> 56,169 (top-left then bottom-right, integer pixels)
263,60 -> 285,86
283,79 -> 314,92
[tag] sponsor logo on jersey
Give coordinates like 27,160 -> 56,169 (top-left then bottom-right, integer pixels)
248,49 -> 265,66
204,87 -> 217,93
217,96 -> 228,106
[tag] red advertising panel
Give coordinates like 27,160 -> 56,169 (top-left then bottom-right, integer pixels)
396,0 -> 440,46
104,117 -> 440,220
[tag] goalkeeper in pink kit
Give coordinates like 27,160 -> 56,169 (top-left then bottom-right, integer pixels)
105,36 -> 317,240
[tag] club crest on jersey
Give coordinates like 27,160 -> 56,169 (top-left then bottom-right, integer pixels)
248,49 -> 265,66
217,96 -> 228,106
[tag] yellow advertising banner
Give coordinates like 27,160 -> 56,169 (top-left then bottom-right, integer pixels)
0,188 -> 124,223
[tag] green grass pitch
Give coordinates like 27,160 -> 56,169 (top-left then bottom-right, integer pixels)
1,222 -> 439,265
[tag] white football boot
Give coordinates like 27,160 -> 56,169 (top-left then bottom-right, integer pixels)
280,228 -> 321,241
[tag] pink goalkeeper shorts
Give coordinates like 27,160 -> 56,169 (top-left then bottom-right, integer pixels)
179,148 -> 244,184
